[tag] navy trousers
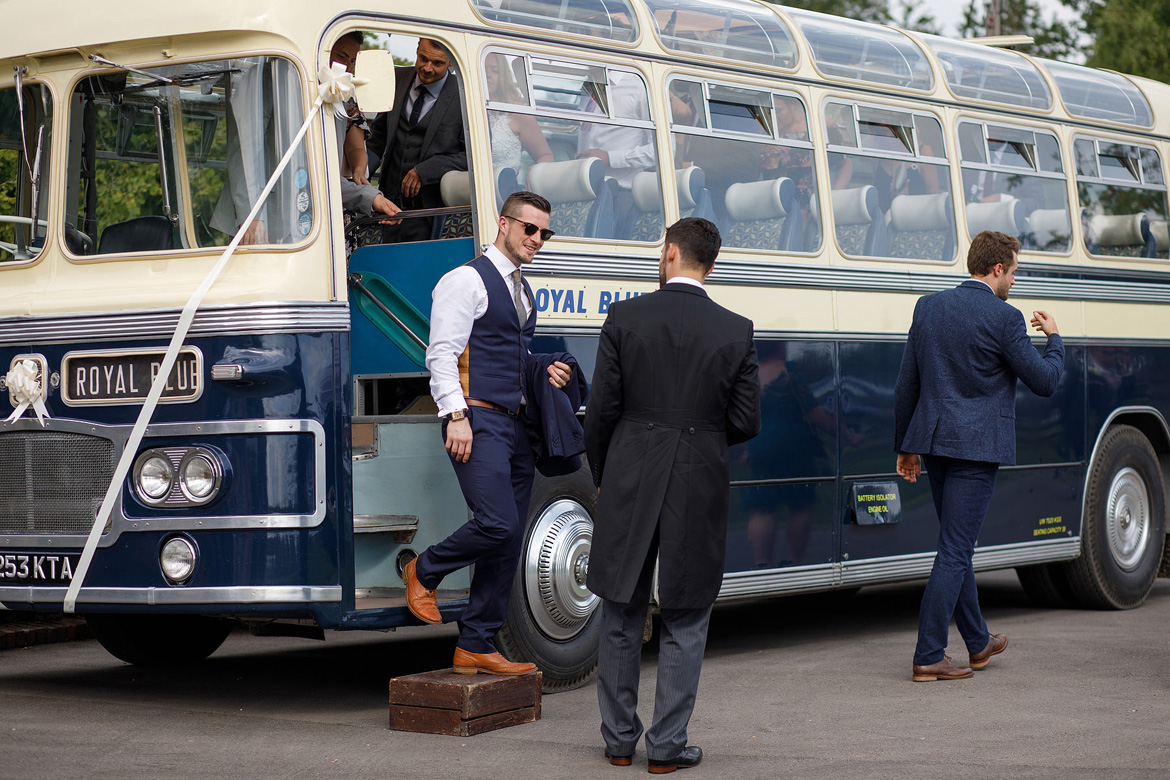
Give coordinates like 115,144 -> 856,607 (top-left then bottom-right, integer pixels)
597,535 -> 713,761
914,454 -> 998,666
415,407 -> 535,654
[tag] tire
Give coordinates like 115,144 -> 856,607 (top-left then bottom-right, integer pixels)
1063,425 -> 1167,609
1015,563 -> 1075,608
496,467 -> 601,693
85,614 -> 233,666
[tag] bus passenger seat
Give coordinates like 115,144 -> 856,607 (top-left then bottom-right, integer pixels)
434,170 -> 473,240
723,177 -> 801,251
831,185 -> 883,257
1026,208 -> 1072,253
1152,220 -> 1169,260
626,167 -> 713,242
1089,212 -> 1155,258
965,199 -> 1024,241
887,192 -> 955,261
526,157 -> 613,239
97,215 -> 174,255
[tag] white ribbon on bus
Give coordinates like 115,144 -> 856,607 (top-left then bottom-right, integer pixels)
62,63 -> 359,613
5,358 -> 50,425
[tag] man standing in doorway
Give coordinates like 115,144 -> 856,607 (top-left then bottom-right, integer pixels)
895,230 -> 1064,682
367,37 -> 467,242
405,191 -> 573,675
585,217 -> 761,772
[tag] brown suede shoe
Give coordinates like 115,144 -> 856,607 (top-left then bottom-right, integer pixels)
912,655 -> 974,682
403,557 -> 441,625
452,648 -> 537,676
969,633 -> 1008,670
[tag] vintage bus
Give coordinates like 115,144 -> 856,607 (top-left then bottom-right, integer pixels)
2,0 -> 1168,691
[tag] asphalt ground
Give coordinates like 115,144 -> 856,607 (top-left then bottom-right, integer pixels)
2,571 -> 1168,780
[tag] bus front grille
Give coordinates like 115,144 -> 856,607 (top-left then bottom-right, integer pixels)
0,431 -> 115,535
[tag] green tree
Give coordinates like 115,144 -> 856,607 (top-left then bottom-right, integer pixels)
1071,0 -> 1170,83
958,0 -> 1079,60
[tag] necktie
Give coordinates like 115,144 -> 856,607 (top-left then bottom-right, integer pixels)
511,270 -> 526,325
408,85 -> 425,126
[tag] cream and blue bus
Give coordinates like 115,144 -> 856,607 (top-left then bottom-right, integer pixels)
2,0 -> 1168,690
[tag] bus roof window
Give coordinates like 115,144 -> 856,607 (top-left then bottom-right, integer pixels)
787,9 -> 933,92
644,0 -> 797,70
470,0 -> 638,44
922,34 -> 1051,111
1042,59 -> 1153,128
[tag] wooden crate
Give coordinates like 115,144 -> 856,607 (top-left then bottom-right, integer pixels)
388,669 -> 542,736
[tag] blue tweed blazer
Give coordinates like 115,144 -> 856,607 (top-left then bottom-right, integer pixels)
894,279 -> 1065,465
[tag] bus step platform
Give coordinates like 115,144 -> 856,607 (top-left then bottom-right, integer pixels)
388,668 -> 542,736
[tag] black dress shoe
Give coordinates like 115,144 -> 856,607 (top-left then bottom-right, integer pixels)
605,749 -> 633,767
648,746 -> 702,774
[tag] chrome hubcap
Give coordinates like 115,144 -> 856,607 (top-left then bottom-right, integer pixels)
524,498 -> 598,640
1105,467 -> 1150,571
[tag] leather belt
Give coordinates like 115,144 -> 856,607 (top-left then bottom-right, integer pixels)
466,397 -> 520,415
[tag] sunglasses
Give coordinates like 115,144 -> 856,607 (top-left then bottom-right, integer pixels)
503,215 -> 555,242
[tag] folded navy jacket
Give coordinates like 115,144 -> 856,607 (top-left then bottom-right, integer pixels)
524,351 -> 588,477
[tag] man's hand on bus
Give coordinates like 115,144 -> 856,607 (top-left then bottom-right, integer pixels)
896,453 -> 920,483
446,417 -> 473,463
241,220 -> 268,245
547,360 -> 572,389
401,168 -> 422,198
1030,310 -> 1059,336
581,149 -> 610,165
372,193 -> 402,225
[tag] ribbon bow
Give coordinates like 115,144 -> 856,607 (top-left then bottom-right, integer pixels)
317,62 -> 362,106
5,358 -> 50,426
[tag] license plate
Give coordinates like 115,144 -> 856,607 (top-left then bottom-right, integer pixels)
62,347 -> 202,405
0,552 -> 80,584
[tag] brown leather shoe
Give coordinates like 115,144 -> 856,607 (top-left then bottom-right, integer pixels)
911,655 -> 974,682
604,749 -> 633,767
452,648 -> 537,676
969,633 -> 1008,670
403,557 -> 441,625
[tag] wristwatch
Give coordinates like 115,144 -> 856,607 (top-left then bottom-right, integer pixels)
446,409 -> 467,422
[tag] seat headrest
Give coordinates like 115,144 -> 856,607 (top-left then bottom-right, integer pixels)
526,157 -> 604,204
1152,220 -> 1169,252
631,167 -> 706,213
440,170 -> 472,207
830,186 -> 877,226
724,177 -> 794,222
1091,212 -> 1151,247
889,193 -> 952,232
965,199 -> 1024,237
1027,208 -> 1071,248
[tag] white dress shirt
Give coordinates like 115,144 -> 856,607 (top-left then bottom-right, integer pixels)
406,72 -> 449,123
664,276 -> 704,290
426,244 -> 532,416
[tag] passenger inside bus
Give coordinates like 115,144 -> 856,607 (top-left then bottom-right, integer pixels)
485,52 -> 553,201
577,70 -> 655,222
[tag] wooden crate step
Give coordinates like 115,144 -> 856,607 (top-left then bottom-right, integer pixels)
388,668 -> 542,736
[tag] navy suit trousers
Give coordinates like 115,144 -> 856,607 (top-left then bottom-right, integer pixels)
914,455 -> 998,666
415,407 -> 534,654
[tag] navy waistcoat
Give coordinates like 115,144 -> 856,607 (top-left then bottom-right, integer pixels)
458,255 -> 536,411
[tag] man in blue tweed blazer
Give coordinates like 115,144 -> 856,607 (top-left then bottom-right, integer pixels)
894,230 -> 1064,682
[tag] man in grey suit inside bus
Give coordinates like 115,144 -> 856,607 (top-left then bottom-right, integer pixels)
585,217 -> 761,773
895,230 -> 1064,682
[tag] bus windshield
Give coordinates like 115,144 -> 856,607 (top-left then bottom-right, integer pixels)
63,57 -> 311,256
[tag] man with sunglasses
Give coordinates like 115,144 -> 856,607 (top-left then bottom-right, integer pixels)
407,191 -> 573,676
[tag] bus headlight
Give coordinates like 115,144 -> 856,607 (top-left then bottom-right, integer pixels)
179,451 -> 222,503
160,536 -> 196,584
136,451 -> 175,503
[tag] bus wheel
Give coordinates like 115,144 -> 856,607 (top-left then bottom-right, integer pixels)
85,614 -> 233,666
1065,425 -> 1167,609
497,468 -> 600,693
1015,563 -> 1074,608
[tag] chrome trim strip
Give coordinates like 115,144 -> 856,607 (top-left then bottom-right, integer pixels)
529,252 -> 1170,304
0,302 -> 350,345
0,416 -> 328,547
0,585 -> 342,605
716,563 -> 838,601
839,538 -> 1082,587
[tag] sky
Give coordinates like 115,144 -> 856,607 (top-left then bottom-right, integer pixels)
919,0 -> 1080,39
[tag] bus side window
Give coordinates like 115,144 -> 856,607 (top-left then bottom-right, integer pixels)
825,101 -> 955,262
1076,137 -> 1168,260
0,84 -> 52,261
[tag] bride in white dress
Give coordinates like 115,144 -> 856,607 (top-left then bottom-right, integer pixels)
485,53 -> 553,192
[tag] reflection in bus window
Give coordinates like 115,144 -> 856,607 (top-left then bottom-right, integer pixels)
1075,137 -> 1169,260
65,57 -> 310,256
488,55 -> 660,240
825,102 -> 954,262
644,0 -> 799,70
958,121 -> 1071,253
0,84 -> 52,262
669,80 -> 820,253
